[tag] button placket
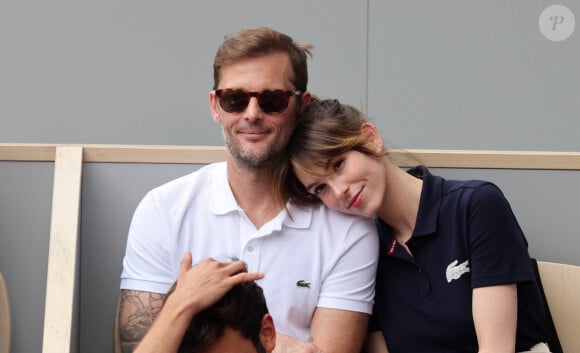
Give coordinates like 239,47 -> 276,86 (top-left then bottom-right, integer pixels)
243,239 -> 261,271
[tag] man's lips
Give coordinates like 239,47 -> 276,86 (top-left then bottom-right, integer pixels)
348,188 -> 364,209
237,127 -> 272,136
237,129 -> 271,141
239,129 -> 268,135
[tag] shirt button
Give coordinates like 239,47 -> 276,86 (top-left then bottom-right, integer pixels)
247,245 -> 254,252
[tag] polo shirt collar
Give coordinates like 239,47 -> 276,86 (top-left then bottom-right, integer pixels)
408,165 -> 442,238
281,202 -> 313,229
209,164 -> 241,215
208,164 -> 313,230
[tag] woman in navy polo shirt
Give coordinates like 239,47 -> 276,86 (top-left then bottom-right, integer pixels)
273,98 -> 550,353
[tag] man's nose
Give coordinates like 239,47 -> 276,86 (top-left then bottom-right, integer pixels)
244,97 -> 264,121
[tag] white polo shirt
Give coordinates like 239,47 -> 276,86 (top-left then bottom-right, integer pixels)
121,162 -> 379,341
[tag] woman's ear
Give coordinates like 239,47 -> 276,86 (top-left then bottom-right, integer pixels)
259,314 -> 276,352
361,123 -> 383,150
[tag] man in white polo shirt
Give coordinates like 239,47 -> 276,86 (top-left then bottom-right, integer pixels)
118,27 -> 379,353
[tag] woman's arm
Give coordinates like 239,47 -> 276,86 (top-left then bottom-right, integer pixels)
365,331 -> 390,353
472,284 -> 517,353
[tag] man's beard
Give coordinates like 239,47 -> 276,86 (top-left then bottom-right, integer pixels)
222,128 -> 287,169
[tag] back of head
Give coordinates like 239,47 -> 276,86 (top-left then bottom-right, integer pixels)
177,281 -> 269,353
213,27 -> 313,91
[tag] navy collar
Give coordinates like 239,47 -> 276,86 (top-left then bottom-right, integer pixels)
375,165 -> 442,241
409,165 -> 442,238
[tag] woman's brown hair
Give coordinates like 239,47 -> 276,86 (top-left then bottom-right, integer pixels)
272,98 -> 387,208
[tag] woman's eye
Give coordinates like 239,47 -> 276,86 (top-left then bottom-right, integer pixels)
334,159 -> 344,171
313,184 -> 327,195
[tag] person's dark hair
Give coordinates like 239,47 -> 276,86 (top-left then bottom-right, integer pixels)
272,98 -> 388,208
165,281 -> 269,353
213,27 -> 313,91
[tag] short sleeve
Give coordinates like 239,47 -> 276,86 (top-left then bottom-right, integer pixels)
317,217 -> 380,314
120,191 -> 175,294
467,183 -> 534,288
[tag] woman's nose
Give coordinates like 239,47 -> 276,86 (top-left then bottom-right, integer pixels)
328,180 -> 347,199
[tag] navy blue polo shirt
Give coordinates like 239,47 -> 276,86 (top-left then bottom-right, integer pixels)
371,166 -> 547,353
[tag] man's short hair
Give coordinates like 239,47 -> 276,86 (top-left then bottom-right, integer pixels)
212,27 -> 313,92
167,281 -> 269,353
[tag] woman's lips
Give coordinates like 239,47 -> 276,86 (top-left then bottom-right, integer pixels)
348,188 -> 364,209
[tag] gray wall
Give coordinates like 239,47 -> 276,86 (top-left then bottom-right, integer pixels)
368,1 -> 580,151
3,1 -> 577,150
1,1 -> 579,353
0,163 -> 53,353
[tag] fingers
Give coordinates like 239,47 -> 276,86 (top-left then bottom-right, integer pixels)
224,259 -> 249,274
178,251 -> 193,282
182,255 -> 263,283
222,260 -> 264,281
230,269 -> 264,284
210,259 -> 264,286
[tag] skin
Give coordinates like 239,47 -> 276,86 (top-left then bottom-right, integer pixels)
204,324 -> 276,353
296,125 -> 388,220
473,285 -> 518,353
119,52 -> 306,352
119,291 -> 165,352
121,52 -> 371,353
293,123 -> 520,353
209,53 -> 300,170
209,52 -> 311,228
209,52 -> 370,353
134,252 -> 267,353
365,332 -> 389,353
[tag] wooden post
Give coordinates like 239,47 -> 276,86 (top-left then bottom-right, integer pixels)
41,146 -> 83,353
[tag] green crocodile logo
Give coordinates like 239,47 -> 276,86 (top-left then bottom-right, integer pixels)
296,280 -> 311,288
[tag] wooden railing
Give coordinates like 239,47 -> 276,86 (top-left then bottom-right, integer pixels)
1,143 -> 579,353
2,143 -> 580,169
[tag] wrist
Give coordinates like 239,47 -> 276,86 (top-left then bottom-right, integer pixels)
162,291 -> 203,322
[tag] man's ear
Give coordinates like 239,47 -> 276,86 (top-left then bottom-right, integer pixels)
361,123 -> 383,150
299,92 -> 311,113
209,90 -> 221,124
259,314 -> 276,352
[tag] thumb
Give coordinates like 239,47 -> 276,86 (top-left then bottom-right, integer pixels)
178,251 -> 193,281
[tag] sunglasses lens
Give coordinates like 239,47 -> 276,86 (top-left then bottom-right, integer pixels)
219,90 -> 249,113
259,90 -> 289,113
216,89 -> 298,113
